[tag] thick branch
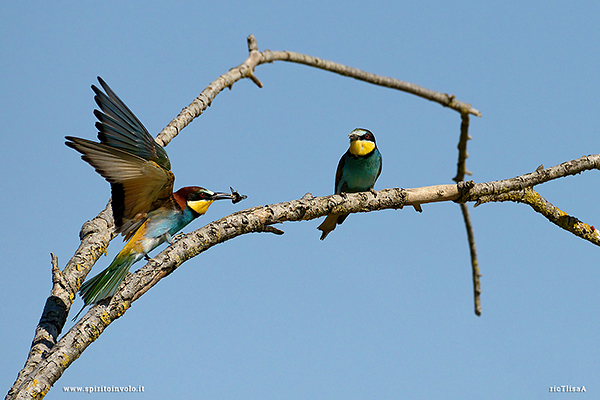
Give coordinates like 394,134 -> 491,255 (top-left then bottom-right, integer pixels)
7,203 -> 115,399
12,185 -> 461,398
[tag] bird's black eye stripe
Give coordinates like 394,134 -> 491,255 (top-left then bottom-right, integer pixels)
189,191 -> 208,201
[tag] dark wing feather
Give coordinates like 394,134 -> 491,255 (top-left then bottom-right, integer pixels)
334,151 -> 347,194
374,148 -> 382,188
93,77 -> 171,171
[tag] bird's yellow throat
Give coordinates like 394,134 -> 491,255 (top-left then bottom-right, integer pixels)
188,199 -> 215,215
349,139 -> 376,156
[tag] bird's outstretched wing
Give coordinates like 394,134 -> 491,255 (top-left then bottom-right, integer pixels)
66,137 -> 175,239
93,77 -> 170,171
66,78 -> 174,240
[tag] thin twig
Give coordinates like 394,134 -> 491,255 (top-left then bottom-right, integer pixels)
454,114 -> 472,182
452,113 -> 481,316
260,50 -> 481,117
459,203 -> 482,316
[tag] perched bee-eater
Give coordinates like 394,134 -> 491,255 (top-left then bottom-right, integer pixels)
66,77 -> 243,309
317,128 -> 382,240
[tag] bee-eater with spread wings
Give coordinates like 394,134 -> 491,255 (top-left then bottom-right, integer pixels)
66,77 -> 242,309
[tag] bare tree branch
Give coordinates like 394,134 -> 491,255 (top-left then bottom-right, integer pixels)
459,202 -> 482,315
477,186 -> 599,245
454,114 -> 473,182
463,155 -> 600,247
452,113 -> 482,316
7,204 -> 115,399
155,34 -> 481,147
258,52 -> 481,117
471,154 -> 600,202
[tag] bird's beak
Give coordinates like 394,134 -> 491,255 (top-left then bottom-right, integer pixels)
348,132 -> 360,141
210,192 -> 235,201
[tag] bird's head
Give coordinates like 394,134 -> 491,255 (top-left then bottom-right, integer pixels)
175,186 -> 235,216
348,128 -> 377,157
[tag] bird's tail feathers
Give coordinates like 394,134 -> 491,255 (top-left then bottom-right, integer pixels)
317,213 -> 348,240
79,255 -> 136,307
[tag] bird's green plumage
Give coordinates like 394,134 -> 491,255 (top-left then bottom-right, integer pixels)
78,252 -> 136,310
318,128 -> 382,240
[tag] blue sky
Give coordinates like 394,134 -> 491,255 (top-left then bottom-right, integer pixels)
2,2 -> 599,399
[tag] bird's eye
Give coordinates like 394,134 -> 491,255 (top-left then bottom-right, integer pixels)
199,192 -> 206,198
364,133 -> 370,140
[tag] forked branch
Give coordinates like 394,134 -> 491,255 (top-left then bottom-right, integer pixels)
155,34 -> 480,147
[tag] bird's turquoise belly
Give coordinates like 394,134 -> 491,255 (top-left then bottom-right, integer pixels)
339,154 -> 380,192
